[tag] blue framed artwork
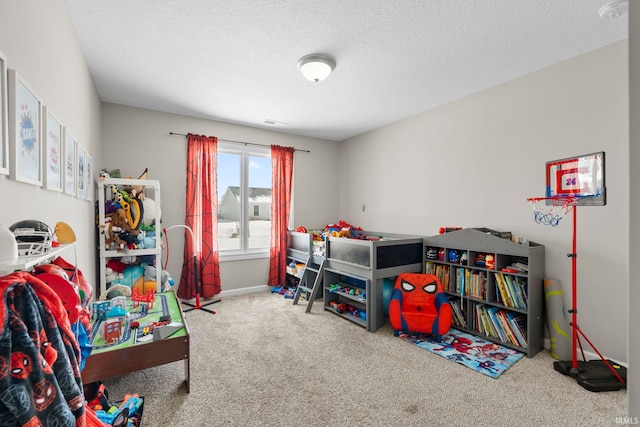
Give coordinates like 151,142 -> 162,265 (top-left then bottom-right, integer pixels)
8,69 -> 42,186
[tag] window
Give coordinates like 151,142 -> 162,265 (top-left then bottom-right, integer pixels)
217,143 -> 271,259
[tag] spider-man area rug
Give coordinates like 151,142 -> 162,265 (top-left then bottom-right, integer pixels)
397,330 -> 524,378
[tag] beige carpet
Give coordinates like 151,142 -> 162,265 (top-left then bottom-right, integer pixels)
102,290 -> 627,427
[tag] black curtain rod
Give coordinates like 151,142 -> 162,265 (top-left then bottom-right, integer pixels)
169,132 -> 310,153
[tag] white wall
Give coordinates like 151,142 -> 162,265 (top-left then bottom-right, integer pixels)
629,0 -> 638,418
100,103 -> 339,292
339,41 -> 629,364
0,1 -> 101,282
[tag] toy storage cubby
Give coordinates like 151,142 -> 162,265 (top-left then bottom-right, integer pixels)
423,228 -> 545,357
324,269 -> 369,328
322,233 -> 423,332
286,230 -> 312,289
97,178 -> 162,298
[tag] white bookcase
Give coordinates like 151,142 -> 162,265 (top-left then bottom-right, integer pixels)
96,178 -> 162,298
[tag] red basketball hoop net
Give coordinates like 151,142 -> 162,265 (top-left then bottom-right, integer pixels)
526,197 -> 578,227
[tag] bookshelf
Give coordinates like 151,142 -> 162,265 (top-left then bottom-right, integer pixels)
97,178 -> 162,298
423,228 -> 545,357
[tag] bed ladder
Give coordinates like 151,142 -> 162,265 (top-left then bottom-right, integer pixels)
292,255 -> 325,313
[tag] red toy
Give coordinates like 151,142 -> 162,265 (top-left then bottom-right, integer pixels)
389,273 -> 452,341
131,288 -> 155,309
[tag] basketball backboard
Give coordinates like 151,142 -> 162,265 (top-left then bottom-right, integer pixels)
545,151 -> 606,206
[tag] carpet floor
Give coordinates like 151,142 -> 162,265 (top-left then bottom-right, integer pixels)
102,290 -> 627,427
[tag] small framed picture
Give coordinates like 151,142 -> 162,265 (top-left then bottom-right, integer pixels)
0,51 -> 8,175
76,143 -> 86,199
42,106 -> 63,192
8,69 -> 42,186
64,129 -> 76,195
85,153 -> 93,201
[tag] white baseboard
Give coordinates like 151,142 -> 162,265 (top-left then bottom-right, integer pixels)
218,285 -> 271,298
543,338 -> 628,368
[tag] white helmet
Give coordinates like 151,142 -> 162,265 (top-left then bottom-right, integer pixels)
10,220 -> 53,256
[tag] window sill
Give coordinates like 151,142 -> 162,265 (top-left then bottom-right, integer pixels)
219,251 -> 270,262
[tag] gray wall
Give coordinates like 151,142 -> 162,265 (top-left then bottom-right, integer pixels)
100,103 -> 340,293
0,1 -> 101,282
339,41 -> 629,365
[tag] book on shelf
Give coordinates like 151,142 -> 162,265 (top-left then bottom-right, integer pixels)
474,305 -> 486,335
464,269 -> 470,297
476,304 -> 499,339
426,262 -> 452,294
494,272 -> 513,307
473,270 -> 487,300
449,298 -> 466,328
441,265 -> 450,292
455,268 -> 463,295
509,261 -> 529,272
496,310 -> 519,346
505,311 -> 528,348
503,274 -> 525,309
485,306 -> 507,342
517,276 -> 529,307
425,262 -> 435,275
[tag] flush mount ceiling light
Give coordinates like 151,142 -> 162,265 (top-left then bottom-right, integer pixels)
598,1 -> 628,18
297,54 -> 336,83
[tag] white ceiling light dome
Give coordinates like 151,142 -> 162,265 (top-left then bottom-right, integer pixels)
297,54 -> 336,83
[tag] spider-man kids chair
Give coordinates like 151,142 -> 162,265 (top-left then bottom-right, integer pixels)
389,273 -> 452,341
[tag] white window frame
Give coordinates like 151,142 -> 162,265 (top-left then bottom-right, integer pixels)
218,142 -> 271,261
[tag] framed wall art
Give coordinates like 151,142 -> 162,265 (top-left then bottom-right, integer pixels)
0,51 -> 8,175
76,143 -> 86,199
8,69 -> 42,185
85,153 -> 93,201
64,129 -> 76,195
42,106 -> 63,191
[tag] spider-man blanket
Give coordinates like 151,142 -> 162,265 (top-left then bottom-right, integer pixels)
397,330 -> 524,378
0,272 -> 88,426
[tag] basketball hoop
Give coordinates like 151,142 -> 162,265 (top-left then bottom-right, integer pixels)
526,197 -> 578,227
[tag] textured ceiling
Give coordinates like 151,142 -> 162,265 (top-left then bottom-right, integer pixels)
64,0 -> 628,141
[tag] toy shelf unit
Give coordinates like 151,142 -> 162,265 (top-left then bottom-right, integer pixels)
97,178 -> 162,299
287,229 -> 325,260
423,228 -> 545,357
323,232 -> 423,332
324,269 -> 369,328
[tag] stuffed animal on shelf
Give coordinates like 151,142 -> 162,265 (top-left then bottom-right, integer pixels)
104,266 -> 124,284
98,217 -> 123,250
122,167 -> 148,200
99,168 -> 121,180
141,197 -> 156,226
144,265 -> 174,292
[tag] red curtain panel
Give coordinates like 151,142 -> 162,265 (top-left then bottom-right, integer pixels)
178,133 -> 221,299
268,145 -> 295,286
